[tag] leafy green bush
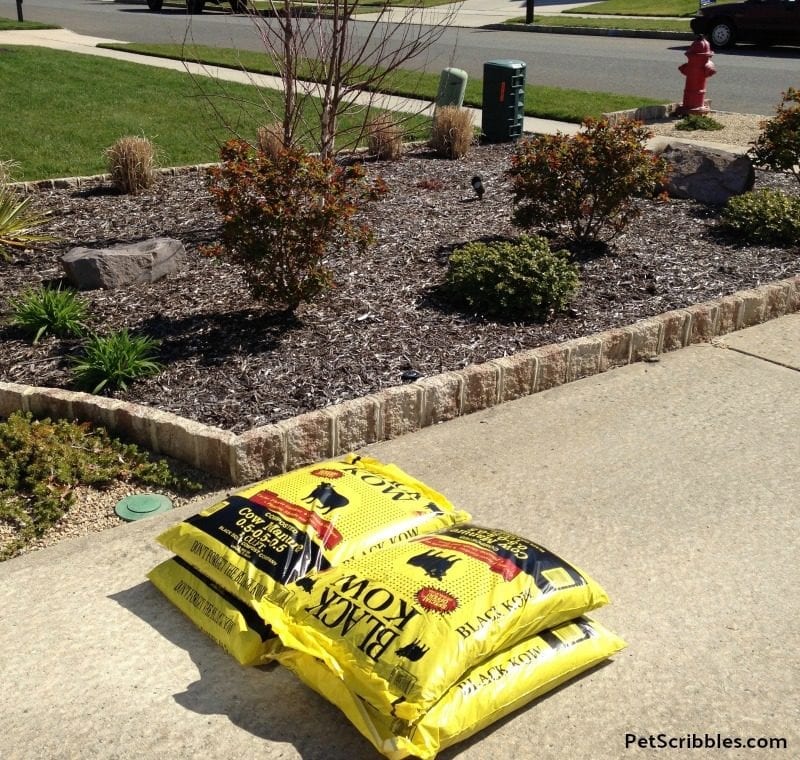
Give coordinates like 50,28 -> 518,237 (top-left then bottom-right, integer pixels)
749,88 -> 800,185
507,117 -> 668,244
72,330 -> 163,394
205,139 -> 386,312
8,285 -> 88,343
675,114 -> 724,131
0,411 -> 201,560
444,235 -> 580,321
721,189 -> 800,245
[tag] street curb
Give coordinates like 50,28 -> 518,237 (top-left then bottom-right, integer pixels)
2,277 -> 798,485
483,22 -> 694,41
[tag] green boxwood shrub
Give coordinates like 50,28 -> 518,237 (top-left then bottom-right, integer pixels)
445,235 -> 580,321
721,189 -> 800,245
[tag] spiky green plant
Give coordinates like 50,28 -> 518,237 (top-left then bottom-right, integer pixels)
8,285 -> 89,343
0,185 -> 54,259
71,330 -> 163,394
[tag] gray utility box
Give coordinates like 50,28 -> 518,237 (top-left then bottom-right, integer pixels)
481,60 -> 526,142
435,68 -> 468,109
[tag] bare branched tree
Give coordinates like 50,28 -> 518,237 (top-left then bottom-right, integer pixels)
241,0 -> 462,157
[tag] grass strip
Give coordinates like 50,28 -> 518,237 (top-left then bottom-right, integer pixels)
0,17 -> 60,30
0,47 -> 429,180
562,0 -> 697,17
100,42 -> 668,123
509,15 -> 691,32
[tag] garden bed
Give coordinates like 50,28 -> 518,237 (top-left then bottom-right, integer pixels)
1,139 -> 798,434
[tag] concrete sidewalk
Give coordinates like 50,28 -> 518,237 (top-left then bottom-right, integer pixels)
2,314 -> 799,759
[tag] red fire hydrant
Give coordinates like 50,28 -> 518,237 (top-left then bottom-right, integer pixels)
678,36 -> 716,115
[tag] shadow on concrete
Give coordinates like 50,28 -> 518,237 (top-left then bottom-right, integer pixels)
109,580 -> 379,758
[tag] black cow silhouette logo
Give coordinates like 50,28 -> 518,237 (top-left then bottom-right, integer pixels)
302,482 -> 349,515
295,576 -> 316,594
396,640 -> 430,662
406,550 -> 461,580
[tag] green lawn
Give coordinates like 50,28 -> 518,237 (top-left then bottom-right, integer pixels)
0,47 -> 429,180
0,17 -> 60,30
512,14 -> 691,32
102,42 -> 669,124
563,0 -> 698,17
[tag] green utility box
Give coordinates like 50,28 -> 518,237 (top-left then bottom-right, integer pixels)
481,59 -> 526,142
435,67 -> 468,109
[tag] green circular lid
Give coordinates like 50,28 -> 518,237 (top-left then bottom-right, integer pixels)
115,493 -> 173,521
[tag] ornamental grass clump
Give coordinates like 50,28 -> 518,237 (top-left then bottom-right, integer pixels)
367,113 -> 404,161
71,329 -> 163,394
8,284 -> 88,343
0,411 -> 201,560
205,139 -> 386,313
430,106 -> 474,159
105,135 -> 158,194
508,117 -> 668,244
444,235 -> 580,322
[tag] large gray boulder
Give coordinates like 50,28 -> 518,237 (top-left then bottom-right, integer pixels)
656,143 -> 755,205
61,238 -> 184,290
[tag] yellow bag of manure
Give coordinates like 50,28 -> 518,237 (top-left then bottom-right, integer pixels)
148,556 -> 280,666
267,524 -> 610,722
281,617 -> 626,760
156,454 -> 470,624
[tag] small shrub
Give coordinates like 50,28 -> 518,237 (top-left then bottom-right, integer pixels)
721,189 -> 800,245
507,117 -> 668,244
675,114 -> 724,131
71,330 -> 163,394
105,135 -> 157,194
8,285 -> 88,343
444,235 -> 580,321
367,113 -> 403,161
256,122 -> 286,160
0,411 -> 201,560
0,185 -> 54,260
749,88 -> 800,185
205,139 -> 386,312
430,106 -> 474,159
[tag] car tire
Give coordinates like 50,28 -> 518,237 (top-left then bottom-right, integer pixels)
709,20 -> 736,48
187,0 -> 206,13
146,0 -> 163,9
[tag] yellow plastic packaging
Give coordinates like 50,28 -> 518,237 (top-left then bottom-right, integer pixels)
267,524 -> 610,722
148,556 -> 281,665
156,454 -> 470,624
281,617 -> 627,759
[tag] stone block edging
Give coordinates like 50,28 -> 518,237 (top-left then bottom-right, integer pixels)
1,276 -> 798,485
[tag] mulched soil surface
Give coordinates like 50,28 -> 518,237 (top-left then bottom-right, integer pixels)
2,142 -> 798,434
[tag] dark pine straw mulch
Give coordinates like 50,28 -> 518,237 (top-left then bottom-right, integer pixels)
1,142 -> 798,433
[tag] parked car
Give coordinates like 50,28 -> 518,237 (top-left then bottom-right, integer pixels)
691,0 -> 800,48
147,0 -> 247,13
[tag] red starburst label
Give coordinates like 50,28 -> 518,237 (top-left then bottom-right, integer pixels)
416,587 -> 458,613
310,469 -> 343,479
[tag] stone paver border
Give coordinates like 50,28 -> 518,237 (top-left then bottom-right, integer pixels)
2,277 -> 797,485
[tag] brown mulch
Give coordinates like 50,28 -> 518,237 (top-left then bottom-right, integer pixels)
2,141 -> 798,434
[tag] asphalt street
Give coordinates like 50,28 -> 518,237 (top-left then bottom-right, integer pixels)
13,0 -> 800,114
